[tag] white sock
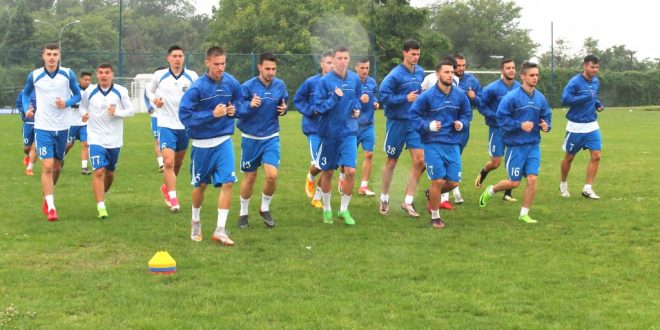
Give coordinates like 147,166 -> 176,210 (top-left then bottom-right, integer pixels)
313,186 -> 322,200
431,209 -> 440,219
157,157 -> 164,167
261,193 -> 273,212
339,172 -> 346,181
441,193 -> 449,203
487,186 -> 495,196
217,208 -> 228,229
322,192 -> 332,212
192,206 -> 201,221
240,197 -> 250,216
340,193 -> 351,212
404,195 -> 414,204
452,187 -> 461,198
520,207 -> 529,216
97,201 -> 105,209
82,160 -> 88,169
583,184 -> 592,191
380,193 -> 389,203
168,191 -> 177,200
560,181 -> 568,188
27,162 -> 33,170
45,195 -> 55,211
360,180 -> 368,188
307,172 -> 315,181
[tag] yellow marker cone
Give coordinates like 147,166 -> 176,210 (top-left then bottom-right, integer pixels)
148,250 -> 176,275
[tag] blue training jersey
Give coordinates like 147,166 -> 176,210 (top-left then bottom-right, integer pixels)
478,79 -> 521,127
237,76 -> 288,138
496,86 -> 552,146
409,85 -> 471,145
562,73 -> 602,123
357,76 -> 379,126
379,64 -> 425,120
16,89 -> 36,123
179,73 -> 243,140
294,74 -> 322,136
314,70 -> 362,139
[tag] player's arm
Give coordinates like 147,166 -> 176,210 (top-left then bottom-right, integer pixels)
455,94 -> 471,131
236,84 -> 258,118
408,94 -> 430,134
277,84 -> 289,116
313,80 -> 339,115
145,74 -> 159,105
293,80 -> 313,116
179,86 -> 209,128
476,87 -> 495,119
540,99 -> 552,133
496,96 -> 518,132
115,89 -> 135,118
378,75 -> 407,106
21,73 -> 35,112
561,79 -> 591,106
65,70 -> 81,107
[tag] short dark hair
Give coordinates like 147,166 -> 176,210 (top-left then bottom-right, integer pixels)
500,59 -> 514,69
403,39 -> 420,51
453,53 -> 466,60
321,50 -> 333,59
80,71 -> 92,78
168,45 -> 184,54
259,52 -> 277,65
583,54 -> 599,64
97,62 -> 113,71
521,62 -> 538,74
357,57 -> 370,64
206,46 -> 225,58
44,43 -> 59,51
442,55 -> 457,69
435,59 -> 455,72
333,45 -> 349,55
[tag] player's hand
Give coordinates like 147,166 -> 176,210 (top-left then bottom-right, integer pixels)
360,93 -> 369,103
154,97 -> 164,108
26,109 -> 34,119
277,98 -> 287,116
352,109 -> 360,118
406,90 -> 419,103
454,120 -> 463,131
540,119 -> 549,132
429,120 -> 441,132
596,105 -> 604,112
334,87 -> 344,97
108,104 -> 116,116
373,102 -> 379,110
226,102 -> 235,117
467,87 -> 475,100
250,93 -> 261,108
213,103 -> 227,117
82,112 -> 89,123
55,97 -> 66,109
521,121 -> 533,132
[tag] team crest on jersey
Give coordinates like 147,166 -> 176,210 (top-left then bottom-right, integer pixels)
182,86 -> 188,92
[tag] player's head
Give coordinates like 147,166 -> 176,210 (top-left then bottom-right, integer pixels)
520,62 -> 539,88
332,45 -> 350,74
320,50 -> 333,75
435,59 -> 455,87
582,54 -> 599,79
500,59 -> 516,81
79,71 -> 92,89
42,43 -> 60,68
167,45 -> 185,70
96,62 -> 114,87
205,46 -> 226,80
354,57 -> 370,80
402,39 -> 421,66
453,53 -> 467,77
258,52 -> 278,82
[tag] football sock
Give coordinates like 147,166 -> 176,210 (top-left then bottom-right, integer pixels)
431,209 -> 440,219
404,195 -> 414,204
520,207 -> 529,216
45,194 -> 55,211
192,206 -> 201,221
97,201 -> 105,209
313,186 -> 322,200
27,162 -> 33,170
487,185 -> 495,196
440,193 -> 449,203
168,191 -> 177,200
82,160 -> 88,169
584,184 -> 592,191
340,193 -> 351,212
157,157 -> 164,167
239,197 -> 250,216
360,180 -> 368,188
217,208 -> 228,229
261,193 -> 273,212
322,192 -> 332,212
307,172 -> 315,181
380,193 -> 389,203
339,172 -> 345,181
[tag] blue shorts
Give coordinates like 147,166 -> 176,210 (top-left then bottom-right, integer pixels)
240,136 -> 280,172
89,145 -> 121,171
35,129 -> 68,160
562,130 -> 602,154
307,134 -> 321,165
424,143 -> 462,182
488,126 -> 506,157
190,139 -> 237,188
357,124 -> 375,152
316,136 -> 357,170
67,125 -> 88,144
22,123 -> 35,147
383,118 -> 422,159
159,127 -> 189,152
504,144 -> 540,182
150,117 -> 159,140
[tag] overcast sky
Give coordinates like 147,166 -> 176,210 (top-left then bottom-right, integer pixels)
193,0 -> 660,60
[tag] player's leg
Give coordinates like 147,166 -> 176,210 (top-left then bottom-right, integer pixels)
582,130 -> 602,199
337,137 -> 357,225
210,140 -> 237,245
400,147 -> 424,217
358,125 -> 375,196
257,137 -> 280,227
480,145 -> 523,208
560,131 -> 579,197
190,145 -> 210,241
80,126 -> 90,174
379,119 -> 405,215
212,182 -> 235,246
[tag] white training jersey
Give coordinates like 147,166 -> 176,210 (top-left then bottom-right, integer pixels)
70,84 -> 94,126
421,73 -> 459,91
145,68 -> 198,130
81,83 -> 135,148
24,67 -> 79,131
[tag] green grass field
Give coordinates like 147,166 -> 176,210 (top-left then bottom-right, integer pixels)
1,107 -> 658,328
